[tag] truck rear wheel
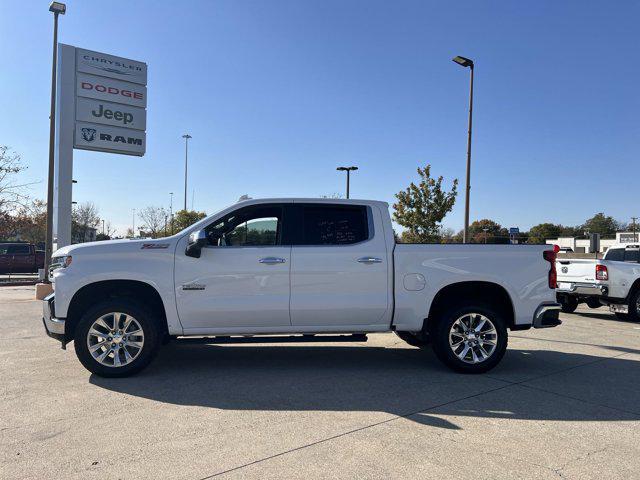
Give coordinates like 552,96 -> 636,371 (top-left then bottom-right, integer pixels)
585,297 -> 602,309
431,304 -> 507,373
628,290 -> 640,322
558,295 -> 579,313
74,299 -> 161,378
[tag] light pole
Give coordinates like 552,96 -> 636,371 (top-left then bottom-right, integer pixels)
102,219 -> 105,236
132,208 -> 136,238
483,227 -> 488,244
632,217 -> 638,243
169,192 -> 174,234
336,166 -> 358,199
182,134 -> 192,211
43,2 -> 66,283
452,55 -> 474,244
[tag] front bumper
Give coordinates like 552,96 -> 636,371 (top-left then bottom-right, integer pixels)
42,293 -> 67,348
533,303 -> 562,328
556,282 -> 608,296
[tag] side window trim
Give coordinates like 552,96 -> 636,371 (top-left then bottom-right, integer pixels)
291,203 -> 373,247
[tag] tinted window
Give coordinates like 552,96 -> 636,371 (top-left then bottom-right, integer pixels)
299,205 -> 369,245
8,245 -> 30,255
206,205 -> 282,247
624,249 -> 640,263
606,249 -> 624,261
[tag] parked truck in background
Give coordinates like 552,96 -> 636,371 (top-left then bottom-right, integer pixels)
556,244 -> 640,321
42,198 -> 561,377
0,242 -> 45,274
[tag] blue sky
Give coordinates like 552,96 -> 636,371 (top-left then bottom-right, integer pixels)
1,0 -> 638,235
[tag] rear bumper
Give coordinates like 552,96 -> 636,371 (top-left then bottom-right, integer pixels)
42,293 -> 67,348
556,282 -> 608,296
533,303 -> 562,328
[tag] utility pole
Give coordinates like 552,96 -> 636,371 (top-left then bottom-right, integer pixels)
132,208 -> 136,238
43,2 -> 66,283
632,217 -> 638,243
182,134 -> 192,211
102,219 -> 105,235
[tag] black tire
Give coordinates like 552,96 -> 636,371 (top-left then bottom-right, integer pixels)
628,290 -> 640,322
558,295 -> 579,314
74,299 -> 161,377
394,331 -> 429,348
585,297 -> 602,309
431,304 -> 508,374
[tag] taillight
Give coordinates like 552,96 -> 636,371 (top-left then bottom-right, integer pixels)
596,264 -> 608,281
543,244 -> 559,289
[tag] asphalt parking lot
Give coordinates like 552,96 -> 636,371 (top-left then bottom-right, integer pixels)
2,286 -> 640,479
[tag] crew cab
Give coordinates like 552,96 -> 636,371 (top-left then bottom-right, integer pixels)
556,244 -> 640,320
42,198 -> 561,377
0,242 -> 45,274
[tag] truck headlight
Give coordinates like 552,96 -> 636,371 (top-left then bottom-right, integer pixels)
51,255 -> 72,272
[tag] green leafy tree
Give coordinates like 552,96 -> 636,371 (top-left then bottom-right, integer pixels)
393,165 -> 458,243
173,209 -> 207,232
466,219 -> 509,244
527,223 -> 563,244
582,213 -> 619,236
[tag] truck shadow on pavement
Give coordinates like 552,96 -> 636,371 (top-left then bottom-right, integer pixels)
90,344 -> 640,430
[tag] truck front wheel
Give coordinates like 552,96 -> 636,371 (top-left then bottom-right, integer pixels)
431,304 -> 508,374
74,299 -> 161,377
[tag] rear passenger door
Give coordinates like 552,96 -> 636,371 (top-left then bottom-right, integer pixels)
289,203 -> 390,328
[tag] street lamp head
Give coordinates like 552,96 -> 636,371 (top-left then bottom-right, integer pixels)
452,56 -> 473,68
337,166 -> 358,171
49,2 -> 66,14
182,134 -> 192,139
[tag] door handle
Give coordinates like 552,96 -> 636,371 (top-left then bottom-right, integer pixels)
357,257 -> 382,264
259,257 -> 286,265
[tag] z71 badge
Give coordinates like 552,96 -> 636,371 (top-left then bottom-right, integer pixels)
141,243 -> 170,249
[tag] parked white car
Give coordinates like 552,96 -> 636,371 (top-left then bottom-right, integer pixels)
556,244 -> 640,320
43,198 -> 561,377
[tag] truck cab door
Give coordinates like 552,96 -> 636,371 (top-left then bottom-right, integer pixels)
289,203 -> 390,328
174,203 -> 293,333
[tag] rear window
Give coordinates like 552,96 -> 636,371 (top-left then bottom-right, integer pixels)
606,249 -> 624,261
624,249 -> 640,263
299,205 -> 369,245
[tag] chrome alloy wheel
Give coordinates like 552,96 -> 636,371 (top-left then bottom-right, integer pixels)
86,312 -> 145,367
448,313 -> 497,364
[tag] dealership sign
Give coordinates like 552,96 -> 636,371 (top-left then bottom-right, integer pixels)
53,44 -> 149,248
70,48 -> 147,156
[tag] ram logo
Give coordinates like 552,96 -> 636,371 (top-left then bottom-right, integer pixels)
561,266 -> 568,274
81,128 -> 97,142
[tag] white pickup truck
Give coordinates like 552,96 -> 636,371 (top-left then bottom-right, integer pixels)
43,198 -> 561,377
556,244 -> 640,320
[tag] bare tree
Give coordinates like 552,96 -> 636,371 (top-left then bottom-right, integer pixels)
0,146 -> 31,213
72,202 -> 100,243
138,206 -> 168,238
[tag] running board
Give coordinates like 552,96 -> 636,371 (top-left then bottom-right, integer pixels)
174,333 -> 368,345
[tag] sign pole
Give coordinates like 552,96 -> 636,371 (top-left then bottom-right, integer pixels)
53,44 -> 77,249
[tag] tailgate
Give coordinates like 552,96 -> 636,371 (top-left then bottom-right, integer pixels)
556,258 -> 596,283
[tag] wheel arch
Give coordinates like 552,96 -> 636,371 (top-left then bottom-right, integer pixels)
65,279 -> 168,343
425,281 -> 515,333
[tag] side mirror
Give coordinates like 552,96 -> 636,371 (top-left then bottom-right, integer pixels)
185,229 -> 208,258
